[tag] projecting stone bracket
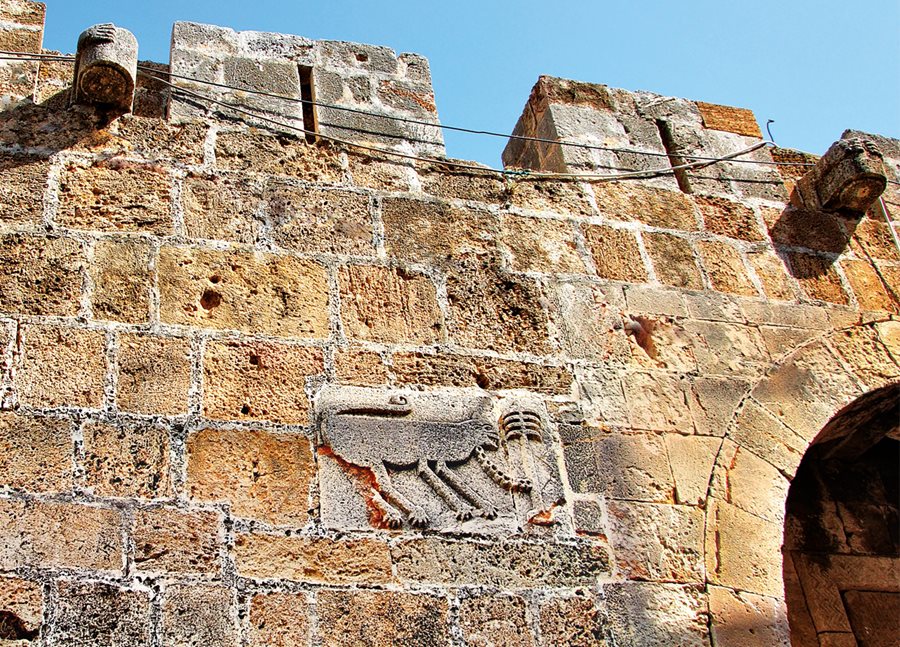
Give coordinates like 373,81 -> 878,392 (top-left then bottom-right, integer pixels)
72,23 -> 138,113
797,137 -> 887,216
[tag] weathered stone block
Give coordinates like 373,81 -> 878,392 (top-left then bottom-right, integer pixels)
828,325 -> 900,389
420,169 -> 506,204
0,27 -> 42,54
624,286 -> 686,317
500,214 -> 586,273
49,581 -> 150,647
117,333 -> 191,415
573,499 -> 607,536
0,576 -> 41,644
334,347 -> 388,385
392,537 -> 610,588
711,441 -> 789,524
625,316 -> 697,371
664,434 -> 721,504
233,534 -> 392,584
108,117 -> 207,165
15,324 -> 106,408
90,238 -> 152,323
0,155 -> 48,227
607,500 -> 705,582
0,499 -> 121,571
316,590 -> 448,647
57,161 -> 172,234
582,224 -> 647,282
339,265 -> 443,344
786,252 -> 850,304
446,255 -> 553,353
133,507 -> 221,575
696,102 -> 761,138
160,584 -> 236,647
683,320 -> 769,377
215,129 -> 342,182
764,206 -> 849,253
729,399 -> 806,478
575,368 -> 630,427
203,340 -> 322,423
159,246 -> 329,338
709,587 -> 789,647
182,173 -> 264,244
0,234 -> 83,317
842,259 -> 899,313
0,1 -> 45,26
347,155 -> 414,191
508,180 -> 595,217
696,240 -> 757,296
548,281 -> 629,363
604,582 -> 709,647
694,195 -> 764,241
850,216 -> 900,262
267,183 -> 374,255
459,594 -> 534,647
643,232 -> 703,289
0,411 -> 71,493
746,249 -> 796,301
623,372 -> 693,432
249,592 -> 311,647
187,427 -> 314,525
539,595 -> 608,647
688,375 -> 747,436
82,420 -> 171,499
391,352 -> 573,393
381,197 -> 499,265
593,182 -> 698,229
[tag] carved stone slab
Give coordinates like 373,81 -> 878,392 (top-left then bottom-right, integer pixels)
315,387 -> 565,534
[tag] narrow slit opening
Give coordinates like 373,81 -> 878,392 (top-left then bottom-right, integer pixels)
655,119 -> 693,194
298,65 -> 318,143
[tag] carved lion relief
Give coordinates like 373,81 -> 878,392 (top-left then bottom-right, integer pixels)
315,387 -> 565,533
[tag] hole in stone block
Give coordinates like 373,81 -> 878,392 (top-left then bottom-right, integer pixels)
240,404 -> 251,415
249,354 -> 260,366
298,65 -> 318,144
209,274 -> 221,284
0,611 -> 38,641
355,52 -> 368,62
199,289 -> 222,311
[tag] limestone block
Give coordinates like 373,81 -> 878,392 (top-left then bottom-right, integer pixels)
420,169 -> 506,204
705,499 -> 783,597
607,500 -> 705,582
73,24 -> 138,113
548,281 -> 629,364
593,181 -> 698,229
159,246 -> 329,339
741,301 -> 831,330
183,173 -> 264,244
82,420 -> 171,499
392,537 -> 610,588
339,265 -> 443,344
0,411 -> 71,493
573,499 -> 607,536
696,102 -> 761,138
665,434 -> 721,504
187,427 -> 314,525
711,441 -> 790,523
500,214 -> 586,274
57,161 -> 172,234
458,594 -> 534,647
214,130 -> 343,182
348,155 -> 414,192
623,371 -> 693,432
248,592 -> 311,647
694,194 -> 764,241
90,238 -> 152,323
876,320 -> 900,363
624,286 -> 687,317
109,117 -> 207,165
746,249 -> 796,301
0,499 -> 121,571
0,576 -> 42,644
786,252 -> 850,305
803,138 -> 887,214
842,259 -> 899,314
849,216 -> 900,262
133,507 -> 222,575
267,183 -> 373,255
708,587 -> 790,647
0,27 -> 41,54
763,206 -> 849,253
334,347 -> 388,386
696,240 -> 758,297
49,582 -> 149,647
643,232 -> 703,289
684,291 -> 744,323
575,367 -> 630,426
15,324 -> 106,409
539,595 -> 608,647
625,318 -> 697,372
683,320 -> 769,377
381,197 -> 500,266
582,224 -> 648,282
0,154 -> 48,227
117,333 -> 191,415
316,590 -> 448,647
0,234 -> 83,317
0,0 -> 45,26
507,180 -> 595,217
604,582 -> 709,647
160,584 -> 237,647
828,325 -> 900,390
689,376 -> 749,437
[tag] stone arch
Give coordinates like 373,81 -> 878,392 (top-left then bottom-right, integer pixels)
701,319 -> 900,645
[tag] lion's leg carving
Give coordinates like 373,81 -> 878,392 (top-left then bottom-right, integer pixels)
435,460 -> 497,520
474,446 -> 533,493
371,462 -> 429,528
417,459 -> 473,521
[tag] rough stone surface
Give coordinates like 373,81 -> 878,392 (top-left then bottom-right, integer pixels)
593,182 -> 697,229
623,372 -> 693,432
0,155 -> 48,227
549,281 -> 629,363
49,582 -> 149,647
182,173 -> 263,244
0,499 -> 121,571
316,590 -> 449,647
334,347 -> 388,385
117,333 -> 192,415
215,130 -> 342,182
458,594 -> 533,647
708,586 -> 790,647
187,428 -> 314,525
786,252 -> 850,305
747,249 -> 796,301
90,238 -> 153,323
202,340 -> 323,423
539,595 -> 608,647
339,265 -> 443,344
842,259 -> 899,313
643,232 -> 703,289
57,161 -> 172,234
133,507 -> 222,575
0,576 -> 42,643
82,420 -> 172,499
695,195 -> 764,241
689,376 -> 749,436
582,225 -> 648,282
391,352 -> 572,393
14,324 -> 106,409
159,246 -> 329,338
604,582 -> 709,647
248,592 -> 311,647
500,214 -> 585,273
0,235 -> 83,317
696,240 -> 757,296
0,411 -> 71,493
160,584 -> 236,647
664,434 -> 721,505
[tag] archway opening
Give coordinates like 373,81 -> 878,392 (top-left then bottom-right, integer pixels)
783,384 -> 899,646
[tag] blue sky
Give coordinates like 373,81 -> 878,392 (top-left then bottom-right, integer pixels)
40,0 -> 899,168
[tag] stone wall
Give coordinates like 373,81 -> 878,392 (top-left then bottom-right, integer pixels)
0,2 -> 898,645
